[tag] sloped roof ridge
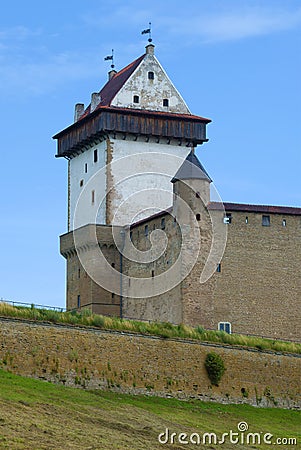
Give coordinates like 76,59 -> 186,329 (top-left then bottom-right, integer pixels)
99,53 -> 146,107
79,53 -> 146,120
171,151 -> 212,183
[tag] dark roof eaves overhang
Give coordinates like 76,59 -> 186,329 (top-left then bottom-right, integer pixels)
53,106 -> 211,141
54,107 -> 211,158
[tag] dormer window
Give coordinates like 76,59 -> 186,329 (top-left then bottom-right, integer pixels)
133,95 -> 139,103
148,71 -> 154,80
163,99 -> 169,107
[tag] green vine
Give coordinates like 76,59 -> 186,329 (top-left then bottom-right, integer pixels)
204,352 -> 225,386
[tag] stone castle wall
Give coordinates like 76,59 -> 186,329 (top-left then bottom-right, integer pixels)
0,317 -> 300,409
60,204 -> 301,342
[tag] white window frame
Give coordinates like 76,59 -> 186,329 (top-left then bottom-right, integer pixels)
218,322 -> 232,334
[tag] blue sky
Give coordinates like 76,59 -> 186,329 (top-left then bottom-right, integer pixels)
0,0 -> 300,308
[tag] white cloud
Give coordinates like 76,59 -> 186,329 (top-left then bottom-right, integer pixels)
0,51 -> 103,96
166,6 -> 301,43
0,26 -> 41,41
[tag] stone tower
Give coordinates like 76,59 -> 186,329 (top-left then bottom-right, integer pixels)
171,151 -> 215,325
54,44 -> 211,231
55,44 -> 211,315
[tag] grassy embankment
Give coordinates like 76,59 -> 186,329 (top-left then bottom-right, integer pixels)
0,302 -> 300,354
0,369 -> 300,449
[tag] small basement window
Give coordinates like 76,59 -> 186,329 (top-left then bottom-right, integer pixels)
262,215 -> 270,227
133,95 -> 139,103
148,71 -> 154,80
219,322 -> 231,334
163,98 -> 169,107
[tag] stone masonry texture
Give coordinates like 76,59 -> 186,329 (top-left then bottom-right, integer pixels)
0,318 -> 300,409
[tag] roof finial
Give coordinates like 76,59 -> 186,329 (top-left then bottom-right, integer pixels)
104,49 -> 115,69
141,22 -> 152,43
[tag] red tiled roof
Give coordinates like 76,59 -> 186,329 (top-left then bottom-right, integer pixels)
79,54 -> 146,120
209,202 -> 301,215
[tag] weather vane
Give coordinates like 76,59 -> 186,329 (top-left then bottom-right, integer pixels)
141,22 -> 152,42
104,49 -> 115,69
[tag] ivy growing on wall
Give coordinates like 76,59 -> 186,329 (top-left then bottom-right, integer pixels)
205,352 -> 226,386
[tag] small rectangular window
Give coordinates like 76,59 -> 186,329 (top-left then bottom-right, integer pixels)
145,225 -> 148,237
85,163 -> 88,173
130,231 -> 133,241
133,95 -> 139,103
262,215 -> 270,226
91,190 -> 95,205
245,216 -> 248,224
148,71 -> 154,80
218,322 -> 231,334
282,219 -> 287,227
151,270 -> 154,278
161,218 -> 165,230
163,98 -> 169,107
216,263 -> 221,273
77,295 -> 81,309
79,179 -> 84,187
223,213 -> 232,224
94,149 -> 98,163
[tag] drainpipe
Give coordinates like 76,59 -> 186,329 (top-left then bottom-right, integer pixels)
119,229 -> 126,318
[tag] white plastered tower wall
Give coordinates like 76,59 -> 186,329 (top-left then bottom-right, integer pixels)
69,140 -> 107,230
106,138 -> 192,226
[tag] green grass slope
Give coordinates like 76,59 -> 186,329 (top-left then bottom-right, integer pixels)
0,370 -> 299,449
0,302 -> 300,354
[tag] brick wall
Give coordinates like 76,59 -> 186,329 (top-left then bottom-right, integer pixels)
0,318 -> 300,409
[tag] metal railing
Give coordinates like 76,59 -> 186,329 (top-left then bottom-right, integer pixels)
0,300 -> 298,343
0,299 -> 66,313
